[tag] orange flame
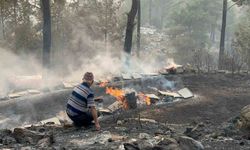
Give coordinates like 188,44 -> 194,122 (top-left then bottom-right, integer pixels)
99,80 -> 108,87
106,87 -> 128,109
138,92 -> 151,105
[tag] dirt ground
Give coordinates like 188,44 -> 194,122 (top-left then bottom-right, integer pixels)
140,73 -> 250,125
1,73 -> 250,150
103,73 -> 250,149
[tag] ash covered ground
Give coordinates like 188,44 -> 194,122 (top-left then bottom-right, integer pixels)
1,73 -> 250,150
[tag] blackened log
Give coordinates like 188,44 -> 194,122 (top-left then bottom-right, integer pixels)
125,92 -> 137,109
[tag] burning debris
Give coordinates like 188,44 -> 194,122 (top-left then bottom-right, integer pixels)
166,64 -> 184,74
100,84 -> 193,115
145,94 -> 160,101
0,69 -> 194,129
138,93 -> 151,105
0,64 -> 196,102
106,87 -> 126,105
159,64 -> 185,75
105,87 -> 137,110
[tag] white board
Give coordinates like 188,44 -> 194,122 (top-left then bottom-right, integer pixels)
177,88 -> 194,99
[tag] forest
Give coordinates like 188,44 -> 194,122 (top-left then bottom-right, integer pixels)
1,0 -> 250,149
0,0 -> 249,78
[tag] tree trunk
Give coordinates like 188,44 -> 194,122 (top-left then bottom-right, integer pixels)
13,0 -> 18,50
210,24 -> 215,43
218,0 -> 227,69
124,0 -> 138,54
13,0 -> 17,25
136,0 -> 141,57
104,0 -> 108,51
0,1 -> 5,39
41,0 -> 52,69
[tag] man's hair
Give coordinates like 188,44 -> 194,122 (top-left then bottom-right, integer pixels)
83,72 -> 94,81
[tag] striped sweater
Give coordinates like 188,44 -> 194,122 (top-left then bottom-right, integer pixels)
66,82 -> 95,116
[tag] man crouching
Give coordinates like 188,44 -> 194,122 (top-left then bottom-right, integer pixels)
66,72 -> 101,131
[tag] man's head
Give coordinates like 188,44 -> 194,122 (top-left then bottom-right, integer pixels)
83,72 -> 94,86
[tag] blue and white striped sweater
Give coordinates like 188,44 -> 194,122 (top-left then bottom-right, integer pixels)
66,82 -> 95,116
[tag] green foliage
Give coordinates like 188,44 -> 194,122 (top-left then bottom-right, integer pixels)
74,0 -> 126,42
0,0 -> 126,71
167,0 -> 222,63
232,8 -> 250,67
232,0 -> 250,6
0,0 -> 40,53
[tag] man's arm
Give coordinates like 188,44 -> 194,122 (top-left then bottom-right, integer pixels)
87,92 -> 100,130
90,106 -> 100,130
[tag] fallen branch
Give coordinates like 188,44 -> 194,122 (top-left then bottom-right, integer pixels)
127,118 -> 157,124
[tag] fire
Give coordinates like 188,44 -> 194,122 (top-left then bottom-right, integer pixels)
166,63 -> 181,70
165,62 -> 183,74
99,80 -> 108,87
106,87 -> 125,100
106,87 -> 151,109
106,87 -> 128,109
138,92 -> 151,105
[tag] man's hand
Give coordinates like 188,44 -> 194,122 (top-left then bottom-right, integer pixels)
90,106 -> 101,131
95,122 -> 101,131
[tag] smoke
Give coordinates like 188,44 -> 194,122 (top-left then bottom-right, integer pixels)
0,43 -> 173,128
64,50 -> 123,82
0,48 -> 44,95
0,23 -> 172,124
57,26 -> 171,82
65,51 -> 169,81
0,43 -> 171,96
0,24 -> 175,98
0,114 -> 23,129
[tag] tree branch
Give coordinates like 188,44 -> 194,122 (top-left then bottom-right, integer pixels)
227,0 -> 241,11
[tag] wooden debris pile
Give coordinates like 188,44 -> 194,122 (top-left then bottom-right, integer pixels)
98,86 -> 194,115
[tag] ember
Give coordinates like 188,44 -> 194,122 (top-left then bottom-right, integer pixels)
138,92 -> 151,105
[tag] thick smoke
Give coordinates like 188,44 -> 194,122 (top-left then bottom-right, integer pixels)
56,27 -> 171,82
0,44 -> 171,96
0,48 -> 43,95
0,26 -> 173,98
